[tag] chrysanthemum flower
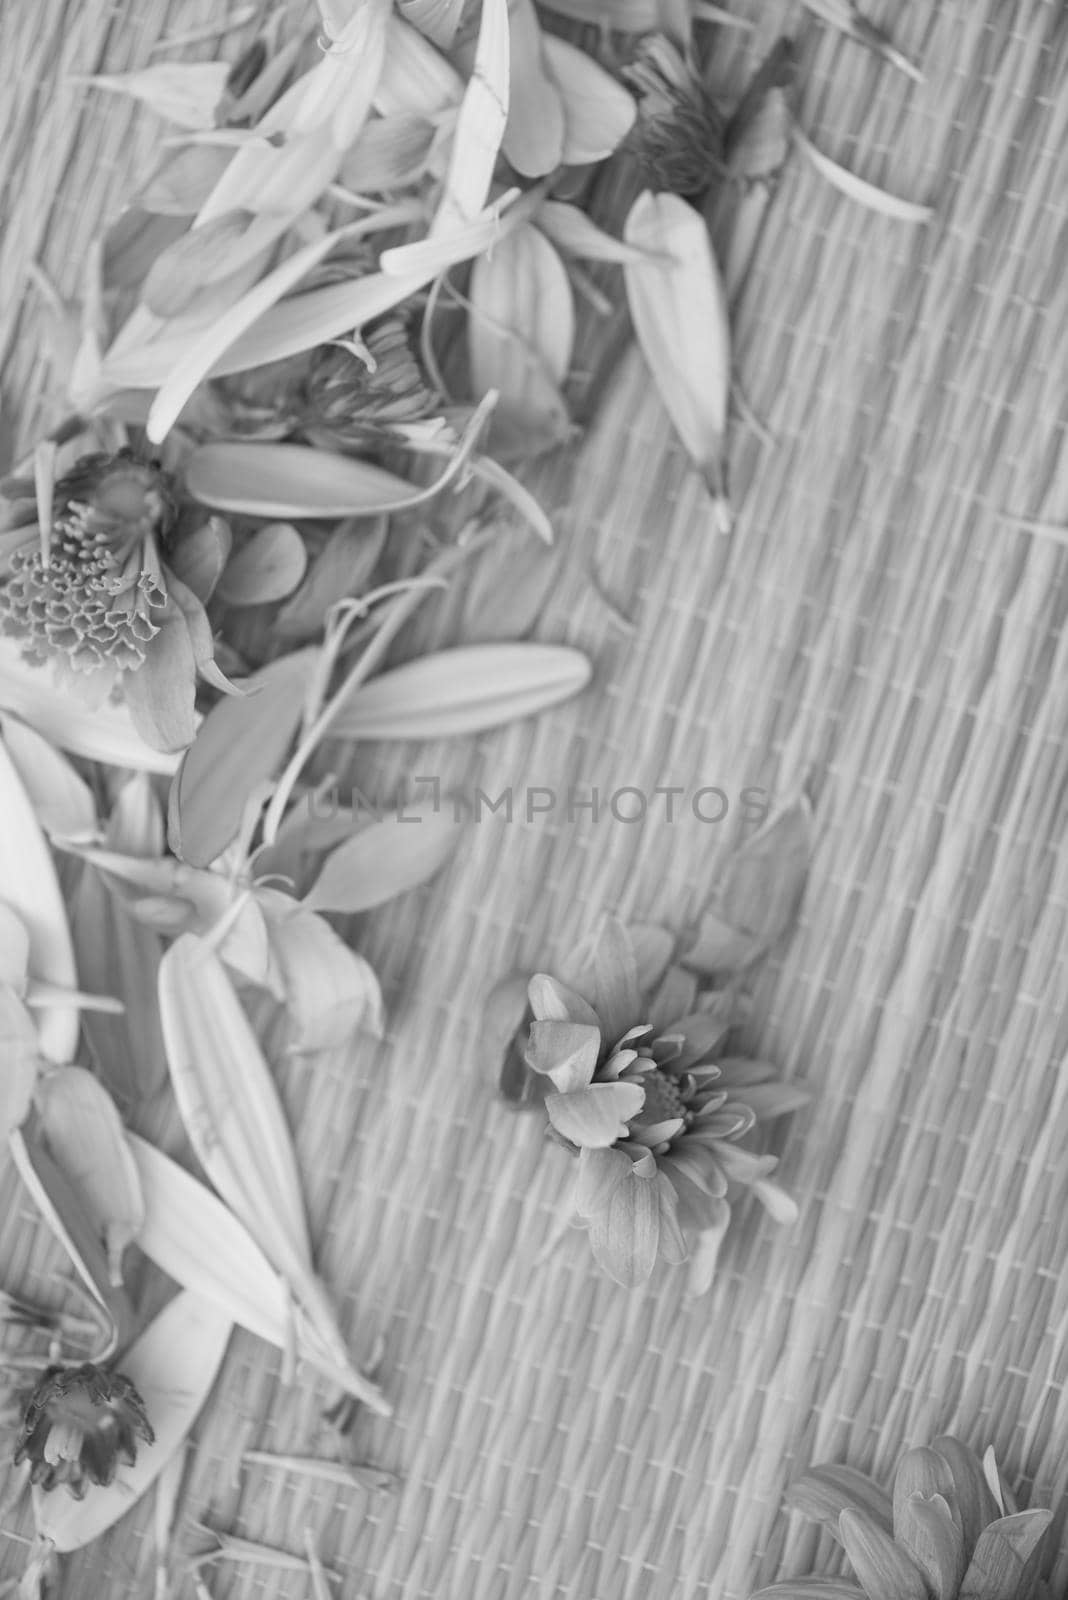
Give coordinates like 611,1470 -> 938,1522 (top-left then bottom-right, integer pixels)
14,1361 -> 154,1498
624,34 -> 726,197
523,922 -> 805,1288
756,1435 -> 1055,1600
0,450 -> 223,752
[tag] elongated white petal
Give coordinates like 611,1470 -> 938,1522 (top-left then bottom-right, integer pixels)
146,225 -> 364,443
379,188 -> 525,277
542,35 -> 637,163
468,222 -> 573,452
129,1134 -> 389,1410
430,0 -> 509,236
36,1066 -> 145,1285
501,0 -> 564,177
0,714 -> 96,840
375,14 -> 464,116
537,201 -> 656,265
10,1120 -> 133,1353
0,733 -> 78,1062
33,1291 -> 233,1553
72,62 -> 230,130
623,190 -> 732,524
794,125 -> 933,220
329,643 -> 590,740
157,932 -> 312,1273
185,442 -> 420,518
0,636 -> 181,773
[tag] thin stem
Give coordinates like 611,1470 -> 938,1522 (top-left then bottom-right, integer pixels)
261,528 -> 494,844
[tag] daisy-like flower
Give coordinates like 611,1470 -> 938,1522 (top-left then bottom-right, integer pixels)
14,1361 -> 154,1498
756,1435 -> 1055,1600
624,34 -> 726,197
523,921 -> 805,1289
0,449 -> 226,752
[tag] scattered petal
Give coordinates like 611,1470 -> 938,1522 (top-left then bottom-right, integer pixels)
793,124 -> 933,221
0,732 -> 78,1062
168,648 -> 319,866
35,1066 -> 145,1287
71,62 -> 230,131
624,190 -> 731,521
328,644 -> 590,740
302,801 -> 463,914
215,523 -> 308,606
542,35 -> 637,163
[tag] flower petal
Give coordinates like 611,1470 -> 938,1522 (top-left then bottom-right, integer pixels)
527,973 -> 599,1025
751,1179 -> 799,1225
258,890 -> 385,1053
0,987 -> 38,1138
959,1511 -> 1053,1600
542,33 -> 637,163
685,1204 -> 731,1295
735,1082 -> 810,1121
589,917 -> 642,1046
587,1158 -> 660,1286
893,1447 -> 955,1537
786,1466 -> 893,1539
673,1007 -> 735,1068
545,1081 -> 644,1148
897,1494 -> 964,1600
0,637 -> 181,774
661,1143 -> 729,1199
838,1508 -> 928,1600
655,1171 -> 687,1264
750,1586 -> 866,1600
647,963 -> 698,1030
122,601 -> 198,754
524,1019 -> 601,1091
574,1146 -> 631,1217
704,1141 -> 778,1185
930,1436 -> 1000,1564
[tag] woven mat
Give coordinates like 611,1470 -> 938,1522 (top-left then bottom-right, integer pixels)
4,2 -> 1068,1597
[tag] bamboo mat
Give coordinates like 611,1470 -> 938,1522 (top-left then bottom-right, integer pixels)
3,1 -> 1068,1597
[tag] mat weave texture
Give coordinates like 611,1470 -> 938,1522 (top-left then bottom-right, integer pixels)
3,2 -> 1068,1597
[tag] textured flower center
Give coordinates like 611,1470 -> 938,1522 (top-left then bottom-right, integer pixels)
638,1068 -> 689,1126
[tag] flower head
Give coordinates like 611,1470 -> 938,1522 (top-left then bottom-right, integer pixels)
14,1361 -> 154,1498
297,317 -> 444,448
758,1435 -> 1055,1600
624,35 -> 725,197
523,920 -> 805,1289
0,449 -> 229,752
0,452 -> 175,679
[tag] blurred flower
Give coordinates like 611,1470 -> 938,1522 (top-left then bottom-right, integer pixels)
0,451 -> 225,752
523,922 -> 804,1289
296,317 -> 446,448
624,34 -> 725,197
756,1435 -> 1055,1600
14,1360 -> 153,1497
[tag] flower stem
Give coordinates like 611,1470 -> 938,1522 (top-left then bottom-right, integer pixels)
260,527 -> 495,845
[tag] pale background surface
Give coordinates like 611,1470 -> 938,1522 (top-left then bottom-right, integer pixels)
2,2 -> 1068,1597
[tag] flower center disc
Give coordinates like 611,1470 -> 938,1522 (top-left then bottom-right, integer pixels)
639,1068 -> 688,1125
